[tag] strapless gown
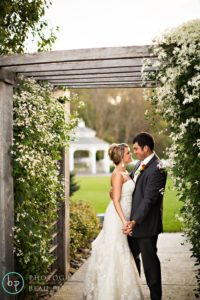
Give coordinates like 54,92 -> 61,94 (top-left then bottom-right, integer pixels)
83,179 -> 144,300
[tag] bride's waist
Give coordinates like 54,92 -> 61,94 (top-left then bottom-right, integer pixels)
108,199 -> 132,208
109,198 -> 131,206
106,201 -> 131,219
120,194 -> 133,200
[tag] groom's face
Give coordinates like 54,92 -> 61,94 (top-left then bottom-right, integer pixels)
132,142 -> 147,161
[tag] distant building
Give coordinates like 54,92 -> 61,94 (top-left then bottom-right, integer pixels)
69,120 -> 110,174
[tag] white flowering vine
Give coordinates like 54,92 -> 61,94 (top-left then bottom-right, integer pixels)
12,77 -> 79,289
142,19 -> 200,296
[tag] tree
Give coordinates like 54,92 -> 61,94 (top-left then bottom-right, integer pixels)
70,172 -> 80,196
0,0 -> 57,54
70,88 -> 170,157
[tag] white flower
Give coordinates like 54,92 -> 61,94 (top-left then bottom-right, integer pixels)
157,159 -> 171,170
159,187 -> 165,195
175,214 -> 184,223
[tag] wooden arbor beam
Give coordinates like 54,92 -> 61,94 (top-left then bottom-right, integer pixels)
18,67 -> 145,77
0,46 -> 151,67
52,90 -> 70,280
0,46 -> 154,87
29,72 -> 142,80
49,77 -> 145,83
5,58 -> 154,74
0,68 -> 15,300
52,83 -> 154,89
0,68 -> 15,85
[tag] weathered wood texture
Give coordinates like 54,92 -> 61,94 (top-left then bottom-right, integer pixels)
30,72 -> 142,80
18,67 -> 144,76
5,58 -> 153,73
52,90 -> 70,280
50,83 -> 154,88
0,80 -> 14,300
0,46 -> 155,88
0,46 -> 152,66
0,68 -> 15,85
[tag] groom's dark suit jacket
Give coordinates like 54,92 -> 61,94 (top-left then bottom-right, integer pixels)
130,154 -> 167,238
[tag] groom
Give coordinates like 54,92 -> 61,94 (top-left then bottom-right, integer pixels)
124,132 -> 167,300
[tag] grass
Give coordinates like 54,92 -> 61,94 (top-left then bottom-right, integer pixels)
72,175 -> 183,232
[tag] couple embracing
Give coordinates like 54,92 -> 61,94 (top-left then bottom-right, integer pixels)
83,132 -> 167,300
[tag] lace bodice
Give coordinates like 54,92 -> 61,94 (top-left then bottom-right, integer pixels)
121,178 -> 135,198
109,178 -> 135,221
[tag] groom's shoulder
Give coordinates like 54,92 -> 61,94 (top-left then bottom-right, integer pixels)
153,155 -> 161,166
148,154 -> 161,171
149,155 -> 167,177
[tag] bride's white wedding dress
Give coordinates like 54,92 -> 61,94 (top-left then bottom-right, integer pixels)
83,178 -> 144,300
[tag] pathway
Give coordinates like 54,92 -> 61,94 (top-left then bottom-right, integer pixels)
50,233 -> 198,300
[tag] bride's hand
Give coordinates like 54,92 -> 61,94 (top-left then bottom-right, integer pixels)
122,221 -> 129,234
122,221 -> 133,235
122,220 -> 128,228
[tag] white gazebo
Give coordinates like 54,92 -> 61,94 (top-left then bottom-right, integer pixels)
70,120 -> 110,174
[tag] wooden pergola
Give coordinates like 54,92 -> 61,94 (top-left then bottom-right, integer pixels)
0,45 -> 155,88
0,45 -> 155,299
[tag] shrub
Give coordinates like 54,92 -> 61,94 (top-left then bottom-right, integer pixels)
70,200 -> 100,260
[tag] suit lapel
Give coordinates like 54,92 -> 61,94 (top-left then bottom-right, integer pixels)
134,154 -> 158,185
145,153 -> 158,168
130,161 -> 140,179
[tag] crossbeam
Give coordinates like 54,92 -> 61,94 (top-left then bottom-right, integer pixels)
0,46 -> 152,67
0,45 -> 155,87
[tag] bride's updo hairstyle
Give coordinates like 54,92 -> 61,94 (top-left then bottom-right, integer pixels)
108,143 -> 128,165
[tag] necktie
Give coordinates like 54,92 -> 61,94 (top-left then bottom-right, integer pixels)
133,163 -> 142,182
133,163 -> 147,183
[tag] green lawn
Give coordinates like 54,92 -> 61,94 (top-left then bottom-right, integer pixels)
72,175 -> 183,232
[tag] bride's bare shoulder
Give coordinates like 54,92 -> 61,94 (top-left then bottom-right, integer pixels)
111,170 -> 123,185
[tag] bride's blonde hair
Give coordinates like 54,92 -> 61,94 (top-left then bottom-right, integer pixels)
108,143 -> 128,165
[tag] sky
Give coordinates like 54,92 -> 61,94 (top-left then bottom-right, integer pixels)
43,0 -> 200,51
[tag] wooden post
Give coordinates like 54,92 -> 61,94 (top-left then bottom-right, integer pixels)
52,89 -> 70,280
0,69 -> 15,300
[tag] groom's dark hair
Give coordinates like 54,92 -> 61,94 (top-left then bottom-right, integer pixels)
133,132 -> 154,150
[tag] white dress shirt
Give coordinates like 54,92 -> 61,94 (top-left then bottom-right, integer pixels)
133,152 -> 155,182
131,152 -> 156,224
141,151 -> 155,166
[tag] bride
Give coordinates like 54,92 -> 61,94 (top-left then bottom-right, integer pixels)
83,143 -> 144,300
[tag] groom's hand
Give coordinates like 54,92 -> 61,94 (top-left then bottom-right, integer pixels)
123,227 -> 132,235
122,222 -> 132,235
122,221 -> 136,235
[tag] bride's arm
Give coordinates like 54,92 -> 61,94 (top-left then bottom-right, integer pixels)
111,172 -> 127,226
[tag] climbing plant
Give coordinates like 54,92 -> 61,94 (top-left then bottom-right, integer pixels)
11,77 -> 78,295
142,19 -> 200,296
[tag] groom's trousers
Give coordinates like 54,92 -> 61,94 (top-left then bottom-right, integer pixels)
128,235 -> 162,300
